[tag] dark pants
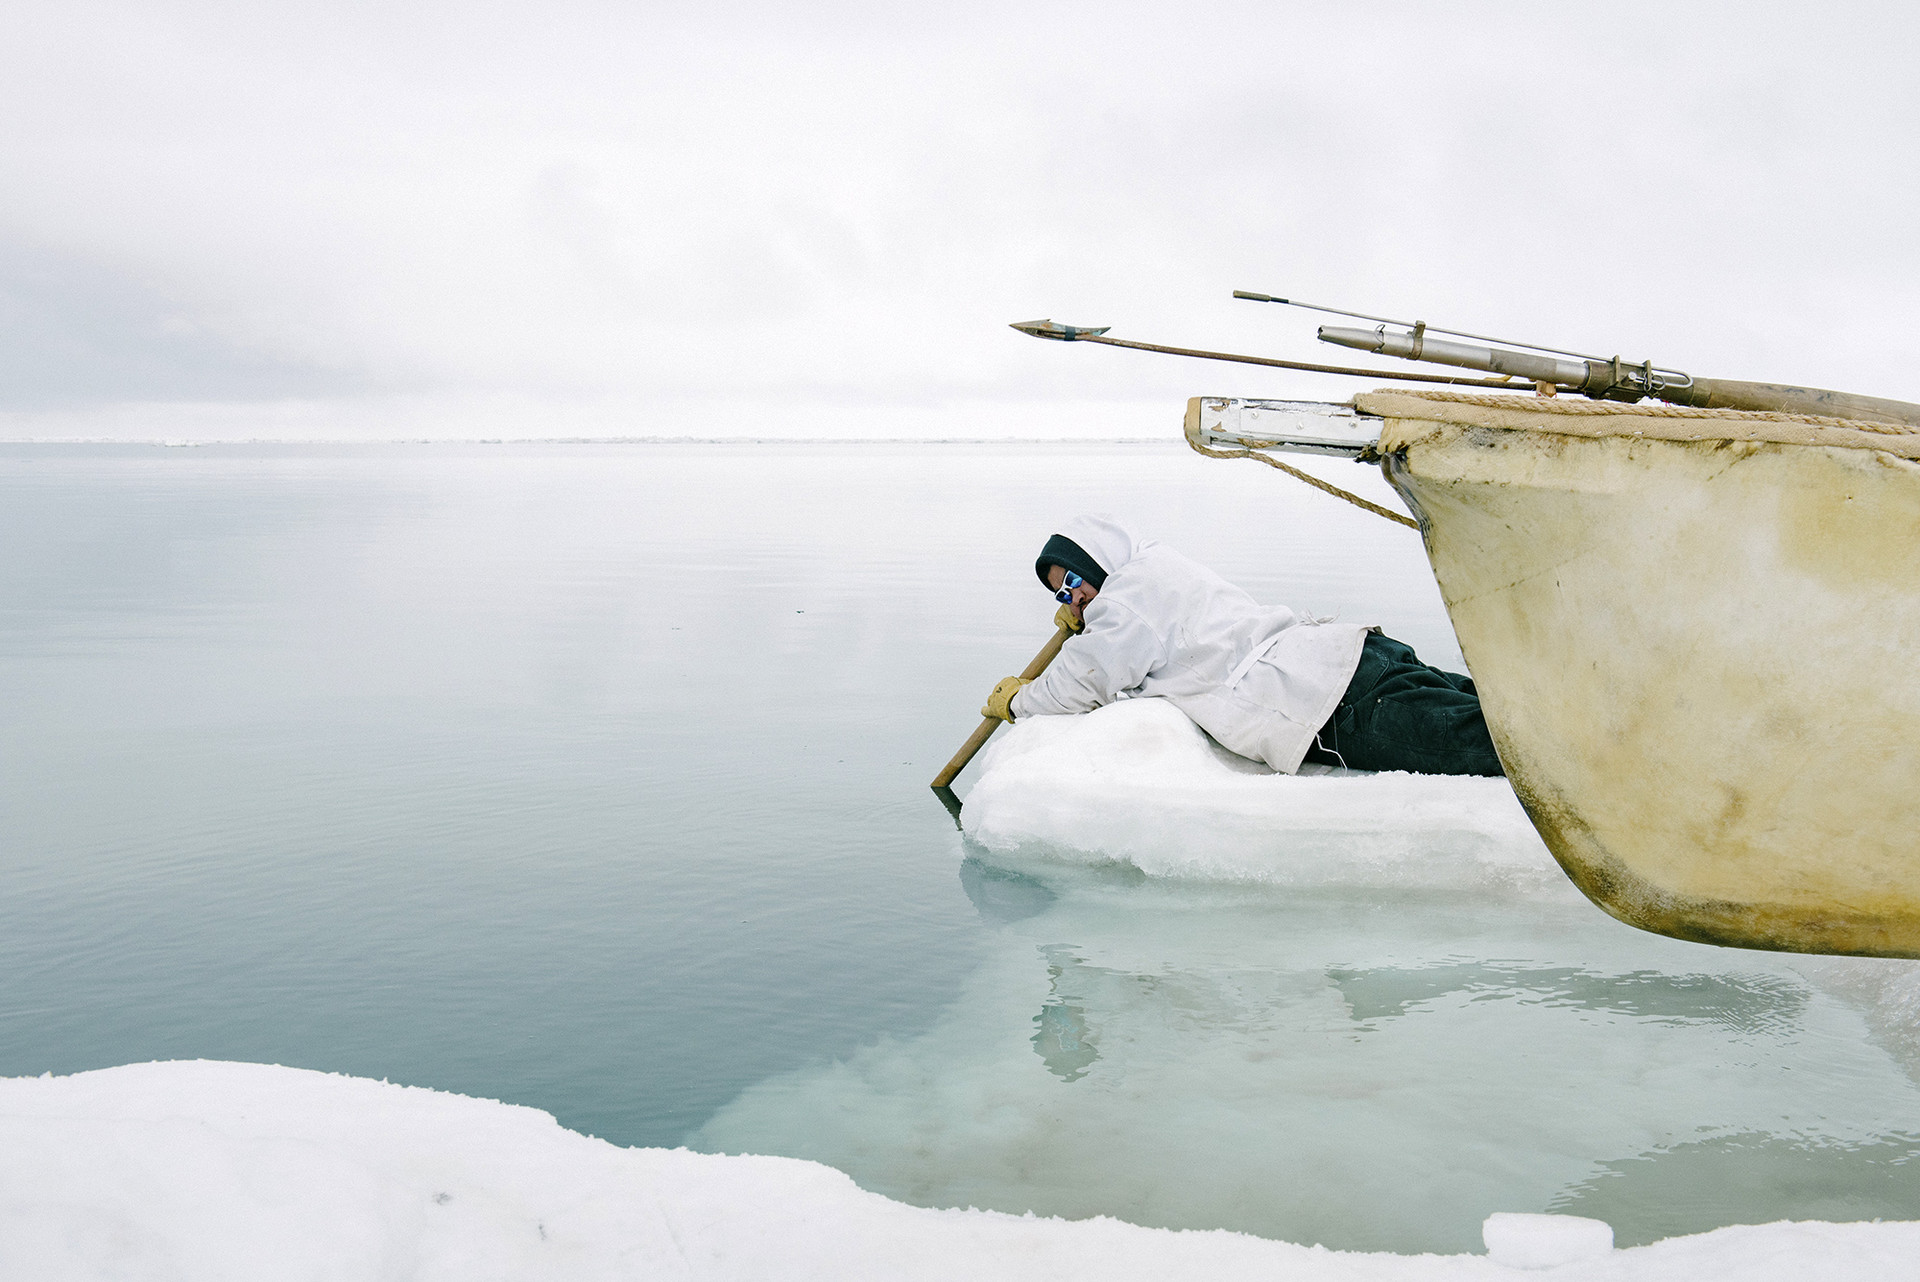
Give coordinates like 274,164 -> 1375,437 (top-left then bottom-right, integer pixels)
1301,633 -> 1505,777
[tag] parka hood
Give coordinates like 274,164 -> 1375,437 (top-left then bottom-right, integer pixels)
1033,514 -> 1141,591
1059,514 -> 1139,577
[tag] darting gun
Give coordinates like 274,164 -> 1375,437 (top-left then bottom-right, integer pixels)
1238,290 -> 1920,429
1012,293 -> 1920,430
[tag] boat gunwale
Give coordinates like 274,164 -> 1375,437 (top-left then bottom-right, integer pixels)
1358,388 -> 1920,460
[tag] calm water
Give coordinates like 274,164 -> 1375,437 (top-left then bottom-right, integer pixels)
2,442 -> 1916,1252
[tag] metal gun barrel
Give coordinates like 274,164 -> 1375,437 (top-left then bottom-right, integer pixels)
1323,323 -> 1920,428
1319,325 -> 1588,387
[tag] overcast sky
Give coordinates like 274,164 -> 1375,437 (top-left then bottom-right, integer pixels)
3,1 -> 1916,439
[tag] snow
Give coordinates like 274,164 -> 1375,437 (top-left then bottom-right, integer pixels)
1483,1213 -> 1614,1269
963,699 -> 1559,892
1,1060 -> 1916,1281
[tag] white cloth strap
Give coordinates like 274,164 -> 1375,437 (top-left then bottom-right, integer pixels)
1225,630 -> 1289,689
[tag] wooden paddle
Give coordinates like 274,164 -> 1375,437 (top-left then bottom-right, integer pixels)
930,621 -> 1076,793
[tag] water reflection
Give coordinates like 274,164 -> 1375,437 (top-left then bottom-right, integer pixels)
958,857 -> 1057,925
1328,963 -> 1810,1034
1033,949 -> 1100,1082
695,853 -> 1920,1254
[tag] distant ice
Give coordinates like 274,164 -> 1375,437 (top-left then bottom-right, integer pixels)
3,1060 -> 1916,1280
963,699 -> 1561,894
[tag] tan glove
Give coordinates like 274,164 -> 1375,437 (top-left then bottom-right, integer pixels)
981,676 -> 1032,722
1054,603 -> 1084,634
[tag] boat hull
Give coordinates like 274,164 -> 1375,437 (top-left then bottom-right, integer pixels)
1361,392 -> 1920,957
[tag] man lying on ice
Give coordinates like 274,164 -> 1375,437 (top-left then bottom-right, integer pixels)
981,514 -> 1504,778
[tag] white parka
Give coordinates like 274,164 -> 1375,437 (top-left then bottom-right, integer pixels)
1009,515 -> 1374,774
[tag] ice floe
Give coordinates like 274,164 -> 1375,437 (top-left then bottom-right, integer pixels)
963,698 -> 1560,893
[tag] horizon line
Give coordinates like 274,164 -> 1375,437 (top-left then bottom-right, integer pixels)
0,435 -> 1181,448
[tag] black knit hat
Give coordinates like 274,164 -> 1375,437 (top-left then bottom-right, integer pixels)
1034,534 -> 1107,592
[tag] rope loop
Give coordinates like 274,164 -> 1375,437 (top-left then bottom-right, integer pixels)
1187,438 -> 1419,530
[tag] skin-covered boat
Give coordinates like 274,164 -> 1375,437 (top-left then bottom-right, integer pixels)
1187,389 -> 1920,958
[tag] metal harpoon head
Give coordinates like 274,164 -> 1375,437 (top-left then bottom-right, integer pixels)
1009,319 -> 1112,341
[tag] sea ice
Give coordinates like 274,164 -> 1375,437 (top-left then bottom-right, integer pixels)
1483,1212 -> 1614,1268
963,698 -> 1561,893
1,1060 -> 1915,1281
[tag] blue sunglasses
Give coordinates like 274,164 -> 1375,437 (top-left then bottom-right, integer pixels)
1052,570 -> 1084,604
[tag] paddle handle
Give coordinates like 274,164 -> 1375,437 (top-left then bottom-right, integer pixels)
929,718 -> 1003,790
929,623 -> 1074,788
